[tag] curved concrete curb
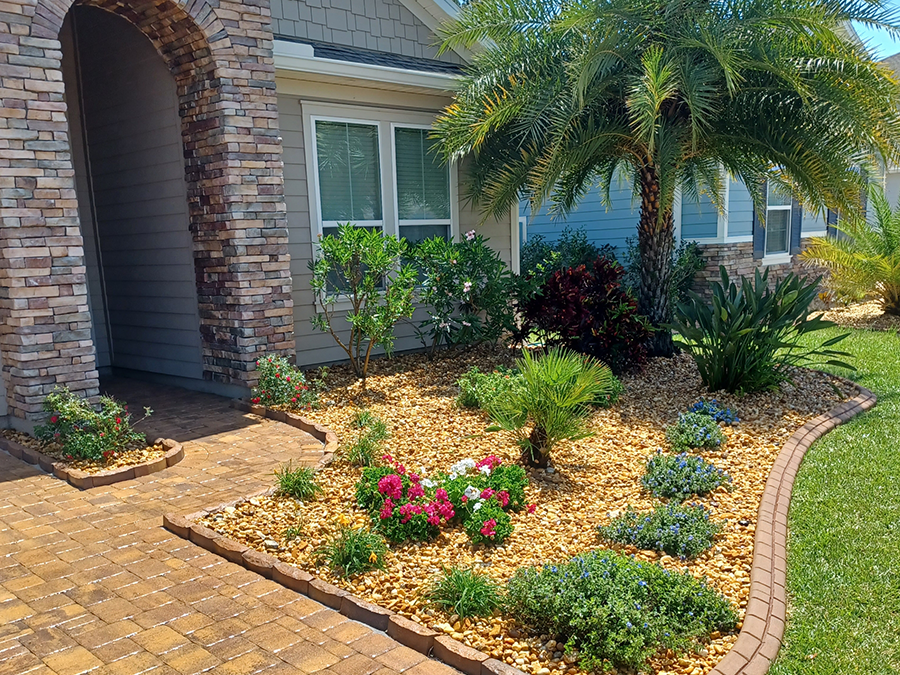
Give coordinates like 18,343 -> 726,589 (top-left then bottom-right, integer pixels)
709,381 -> 876,675
231,399 -> 338,466
0,436 -> 184,489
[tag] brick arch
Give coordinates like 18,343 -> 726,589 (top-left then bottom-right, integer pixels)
0,0 -> 292,422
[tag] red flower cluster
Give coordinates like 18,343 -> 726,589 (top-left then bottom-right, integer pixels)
476,455 -> 502,471
480,518 -> 497,538
376,458 -> 455,536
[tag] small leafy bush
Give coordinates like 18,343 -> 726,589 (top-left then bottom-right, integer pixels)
599,503 -> 721,558
456,366 -> 522,409
274,462 -> 323,501
520,226 -> 615,284
641,451 -> 731,501
506,550 -> 737,670
427,567 -> 504,618
594,374 -> 624,408
487,347 -> 615,467
624,237 -> 705,307
310,224 -> 417,381
413,232 -> 513,353
317,527 -> 388,578
689,399 -> 739,425
345,410 -> 389,467
464,501 -> 513,545
35,386 -> 151,462
666,412 -> 726,452
251,354 -> 322,410
670,266 -> 853,393
520,258 -> 651,374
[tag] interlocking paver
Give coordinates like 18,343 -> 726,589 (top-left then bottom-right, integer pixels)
0,378 -> 460,675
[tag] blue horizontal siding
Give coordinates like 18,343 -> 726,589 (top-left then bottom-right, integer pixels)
681,192 -> 718,239
728,179 -> 754,237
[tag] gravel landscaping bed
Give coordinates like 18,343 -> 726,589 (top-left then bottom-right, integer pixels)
198,347 -> 854,675
818,301 -> 900,331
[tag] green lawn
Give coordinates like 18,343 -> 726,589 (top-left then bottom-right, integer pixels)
770,328 -> 900,674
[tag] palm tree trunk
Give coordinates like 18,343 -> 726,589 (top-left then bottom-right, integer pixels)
636,165 -> 675,357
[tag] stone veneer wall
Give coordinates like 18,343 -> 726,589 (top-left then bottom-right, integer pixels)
0,0 -> 293,421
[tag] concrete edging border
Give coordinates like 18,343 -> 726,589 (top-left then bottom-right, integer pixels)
708,380 -> 876,675
231,399 -> 338,466
0,436 -> 184,489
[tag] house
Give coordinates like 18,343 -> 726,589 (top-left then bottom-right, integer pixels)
0,0 -> 519,427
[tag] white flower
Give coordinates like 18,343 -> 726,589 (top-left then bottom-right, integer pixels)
463,281 -> 473,293
462,321 -> 471,327
473,501 -> 482,511
422,478 -> 436,488
479,465 -> 491,476
465,229 -> 476,241
464,485 -> 480,500
450,458 -> 476,476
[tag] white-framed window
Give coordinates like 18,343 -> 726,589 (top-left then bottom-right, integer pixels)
764,182 -> 792,256
306,103 -> 458,246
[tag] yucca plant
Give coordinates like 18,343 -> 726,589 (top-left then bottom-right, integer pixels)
670,267 -> 853,393
487,347 -> 614,467
801,185 -> 900,314
432,0 -> 900,356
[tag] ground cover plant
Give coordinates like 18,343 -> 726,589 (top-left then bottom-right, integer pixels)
506,550 -> 738,670
427,566 -> 504,619
671,267 -> 853,393
35,386 -> 152,462
641,451 -> 731,502
599,503 -> 722,559
251,355 -> 322,410
666,412 -> 726,452
456,366 -> 522,410
689,399 -> 739,425
197,346 -> 855,675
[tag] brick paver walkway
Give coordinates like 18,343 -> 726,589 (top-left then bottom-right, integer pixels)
0,379 -> 459,675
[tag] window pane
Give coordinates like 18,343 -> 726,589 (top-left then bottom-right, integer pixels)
399,223 -> 451,245
767,182 -> 792,207
395,128 -> 450,221
316,121 -> 382,222
765,209 -> 790,254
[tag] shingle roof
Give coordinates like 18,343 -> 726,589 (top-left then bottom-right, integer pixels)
277,36 -> 464,75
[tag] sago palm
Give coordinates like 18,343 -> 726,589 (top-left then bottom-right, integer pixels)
433,0 -> 900,355
801,185 -> 900,314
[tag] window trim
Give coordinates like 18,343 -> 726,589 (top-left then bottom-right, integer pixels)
764,186 -> 793,257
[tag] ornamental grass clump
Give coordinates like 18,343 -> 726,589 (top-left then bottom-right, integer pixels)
599,503 -> 721,559
317,527 -> 388,578
456,366 -> 522,410
274,462 -> 323,501
35,386 -> 152,462
426,567 -> 504,618
666,412 -> 725,452
641,451 -> 731,502
486,347 -> 615,467
506,550 -> 737,670
251,354 -> 323,410
345,410 -> 389,467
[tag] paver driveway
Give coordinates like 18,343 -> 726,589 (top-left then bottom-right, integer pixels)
0,379 -> 460,675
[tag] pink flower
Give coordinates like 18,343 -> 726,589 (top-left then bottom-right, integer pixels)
395,464 -> 406,475
382,454 -> 394,463
435,488 -> 449,501
407,483 -> 425,500
50,416 -> 58,424
380,498 -> 394,520
465,229 -> 476,241
527,503 -> 537,514
480,488 -> 495,501
461,495 -> 468,503
480,519 -> 497,538
377,474 -> 403,501
427,515 -> 440,526
438,501 -> 455,520
497,491 -> 510,508
409,473 -> 420,483
476,455 -> 502,471
463,281 -> 472,293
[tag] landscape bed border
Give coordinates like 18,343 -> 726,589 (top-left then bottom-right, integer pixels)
0,436 -> 184,489
164,378 -> 875,675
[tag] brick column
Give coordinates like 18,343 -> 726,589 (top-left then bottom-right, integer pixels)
0,0 -> 293,421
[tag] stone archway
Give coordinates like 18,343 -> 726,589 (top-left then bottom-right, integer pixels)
0,0 -> 292,422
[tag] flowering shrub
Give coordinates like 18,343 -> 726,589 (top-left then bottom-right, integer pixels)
464,501 -> 513,545
641,451 -> 731,502
689,399 -> 739,425
666,412 -> 726,452
35,387 -> 151,462
598,503 -> 721,559
456,366 -> 522,410
413,232 -> 514,353
506,550 -> 737,670
251,355 -> 323,410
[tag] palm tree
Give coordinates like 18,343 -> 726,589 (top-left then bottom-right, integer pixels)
801,184 -> 900,314
432,0 -> 900,355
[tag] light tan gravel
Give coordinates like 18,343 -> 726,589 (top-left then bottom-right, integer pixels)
818,300 -> 900,331
199,347 -> 854,675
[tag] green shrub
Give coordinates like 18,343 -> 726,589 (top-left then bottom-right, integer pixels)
251,355 -> 323,410
506,550 -> 737,670
345,410 -> 389,467
413,232 -> 514,353
520,227 -> 615,279
486,347 -> 615,467
355,465 -> 400,513
426,567 -> 504,618
464,501 -> 513,546
34,386 -> 152,462
456,366 -> 522,409
666,412 -> 726,452
274,462 -> 323,501
641,451 -> 731,501
623,238 -> 706,307
317,527 -> 388,578
670,266 -> 853,393
599,503 -> 721,558
310,224 -> 417,381
594,375 -> 624,408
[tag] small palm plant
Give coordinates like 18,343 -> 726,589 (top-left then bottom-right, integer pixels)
487,347 -> 614,467
802,186 -> 900,315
